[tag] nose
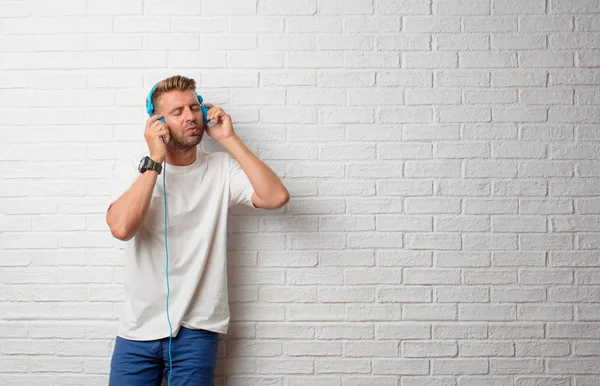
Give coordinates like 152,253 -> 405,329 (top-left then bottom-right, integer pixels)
183,106 -> 195,122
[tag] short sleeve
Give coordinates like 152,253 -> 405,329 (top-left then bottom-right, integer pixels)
108,156 -> 139,210
228,154 -> 256,208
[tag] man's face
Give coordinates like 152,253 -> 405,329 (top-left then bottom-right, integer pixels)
156,89 -> 204,150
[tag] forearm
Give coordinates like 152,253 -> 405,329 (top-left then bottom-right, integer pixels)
219,135 -> 289,208
106,171 -> 159,241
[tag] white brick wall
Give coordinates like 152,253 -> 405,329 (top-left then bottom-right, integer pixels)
1,0 -> 600,385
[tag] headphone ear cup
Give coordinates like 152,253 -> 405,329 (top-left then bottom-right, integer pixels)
197,95 -> 209,125
146,95 -> 154,116
146,84 -> 158,116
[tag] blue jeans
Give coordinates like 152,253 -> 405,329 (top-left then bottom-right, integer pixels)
109,327 -> 219,386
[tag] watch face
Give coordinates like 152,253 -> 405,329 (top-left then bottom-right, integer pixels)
138,157 -> 147,172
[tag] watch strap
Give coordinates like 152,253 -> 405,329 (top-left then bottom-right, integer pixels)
146,157 -> 162,174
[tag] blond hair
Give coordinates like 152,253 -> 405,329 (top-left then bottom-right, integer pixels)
151,75 -> 197,112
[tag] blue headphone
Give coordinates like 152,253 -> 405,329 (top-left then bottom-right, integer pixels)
145,83 -> 211,125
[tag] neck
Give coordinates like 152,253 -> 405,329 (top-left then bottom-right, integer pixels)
165,146 -> 197,166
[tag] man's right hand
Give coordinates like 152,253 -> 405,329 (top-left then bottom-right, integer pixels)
144,115 -> 169,163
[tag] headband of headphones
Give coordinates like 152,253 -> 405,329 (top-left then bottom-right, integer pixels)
145,83 -> 210,125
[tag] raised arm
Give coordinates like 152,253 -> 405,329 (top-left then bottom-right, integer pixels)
106,115 -> 170,240
205,104 -> 290,209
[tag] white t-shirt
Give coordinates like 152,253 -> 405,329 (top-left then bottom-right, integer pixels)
108,149 -> 256,341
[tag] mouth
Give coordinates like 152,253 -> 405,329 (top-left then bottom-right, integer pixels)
185,126 -> 201,134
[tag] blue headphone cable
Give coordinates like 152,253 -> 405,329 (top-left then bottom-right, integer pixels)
162,159 -> 173,386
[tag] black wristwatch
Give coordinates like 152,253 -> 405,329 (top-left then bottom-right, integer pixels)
138,156 -> 163,174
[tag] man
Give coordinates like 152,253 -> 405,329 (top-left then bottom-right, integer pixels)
105,75 -> 289,385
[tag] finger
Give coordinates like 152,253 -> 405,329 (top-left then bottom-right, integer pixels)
152,121 -> 167,130
204,102 -> 214,108
207,106 -> 221,117
155,128 -> 169,138
149,114 -> 163,125
209,108 -> 225,121
215,111 -> 228,122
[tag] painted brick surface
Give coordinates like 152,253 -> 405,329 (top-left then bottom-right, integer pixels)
1,0 -> 600,385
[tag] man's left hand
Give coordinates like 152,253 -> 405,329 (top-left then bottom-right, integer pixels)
204,103 -> 236,142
